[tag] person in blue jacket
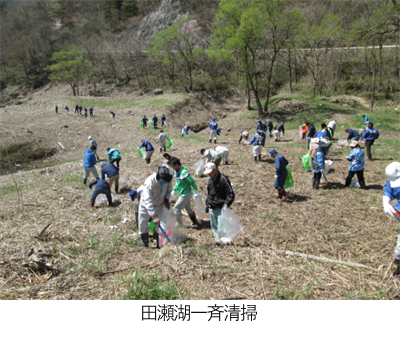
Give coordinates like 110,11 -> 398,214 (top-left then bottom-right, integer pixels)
344,141 -> 365,189
161,114 -> 166,127
106,147 -> 122,167
310,142 -> 325,190
250,130 -> 265,162
269,149 -> 289,200
256,120 -> 267,133
83,146 -> 99,185
382,162 -> 400,276
266,120 -> 273,137
345,128 -> 360,141
152,114 -> 158,129
143,115 -> 149,127
209,118 -> 218,143
101,161 -> 120,193
89,179 -> 113,208
361,122 -> 379,160
138,140 -> 155,164
182,125 -> 190,136
363,114 -> 371,125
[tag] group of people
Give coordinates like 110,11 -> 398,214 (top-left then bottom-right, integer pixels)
142,114 -> 167,129
55,105 -> 94,117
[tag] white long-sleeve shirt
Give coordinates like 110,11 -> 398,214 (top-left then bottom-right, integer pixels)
202,149 -> 218,162
139,173 -> 172,217
157,133 -> 170,146
328,121 -> 337,131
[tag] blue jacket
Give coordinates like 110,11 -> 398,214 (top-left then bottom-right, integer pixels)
383,180 -> 400,213
250,132 -> 265,147
83,149 -> 97,168
139,141 -> 154,152
307,125 -> 316,138
152,115 -> 158,122
209,121 -> 218,130
161,115 -> 166,121
182,126 -> 189,135
267,121 -> 273,129
89,179 -> 110,191
311,147 -> 325,173
361,128 -> 379,141
314,131 -> 328,138
256,123 -> 267,132
364,116 -> 371,123
274,153 -> 289,176
142,116 -> 148,123
101,164 -> 119,179
347,129 -> 360,140
347,148 -> 364,171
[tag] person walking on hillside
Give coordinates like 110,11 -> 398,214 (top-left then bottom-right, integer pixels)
306,123 -> 316,139
101,161 -> 120,194
55,105 -> 58,114
74,104 -> 79,114
152,114 -> 158,129
273,122 -> 285,142
310,141 -> 326,190
216,146 -> 230,165
239,130 -> 249,144
266,120 -> 273,137
110,111 -> 115,119
157,130 -> 170,153
345,128 -> 360,141
89,178 -> 113,209
161,114 -> 166,127
301,122 -> 308,139
201,148 -> 221,169
88,136 -> 100,161
250,130 -> 265,162
328,120 -> 337,138
137,165 -> 174,247
182,125 -> 190,136
344,141 -> 365,189
138,140 -> 155,164
269,149 -> 289,200
382,162 -> 400,277
170,157 -> 199,227
209,118 -> 218,144
142,115 -> 148,128
361,122 -> 379,160
83,146 -> 99,185
106,147 -> 122,167
83,107 -> 88,117
204,162 -> 235,247
89,106 -> 93,117
65,105 -> 69,115
78,105 -> 83,115
256,120 -> 267,133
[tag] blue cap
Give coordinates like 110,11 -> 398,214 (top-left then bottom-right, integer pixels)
269,149 -> 277,156
100,161 -> 105,166
257,120 -> 261,123
129,190 -> 138,201
107,147 -> 111,151
212,118 -> 215,121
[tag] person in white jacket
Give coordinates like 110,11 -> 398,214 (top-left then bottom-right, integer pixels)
157,130 -> 170,152
216,146 -> 230,165
138,166 -> 174,247
328,120 -> 337,137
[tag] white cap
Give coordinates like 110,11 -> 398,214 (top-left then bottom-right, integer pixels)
386,162 -> 400,188
88,136 -> 92,140
204,162 -> 216,175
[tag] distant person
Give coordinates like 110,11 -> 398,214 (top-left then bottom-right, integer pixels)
273,122 -> 285,141
328,120 -> 337,137
301,122 -> 307,139
250,130 -> 265,162
306,122 -> 316,148
201,148 -> 221,169
83,107 -> 88,117
74,104 -> 79,114
216,146 -> 230,165
321,123 -> 332,140
266,120 -> 273,137
209,118 -> 218,144
310,140 -> 326,190
110,111 -> 115,119
55,105 -> 58,114
106,147 -> 122,167
152,114 -> 158,129
138,140 -> 155,164
256,120 -> 267,133
142,115 -> 148,128
88,136 -> 100,161
65,105 -> 69,115
344,141 -> 365,189
161,114 -> 166,127
182,125 -> 190,136
157,130 -> 170,153
83,146 -> 99,185
238,130 -> 249,144
89,106 -> 93,117
216,127 -> 223,136
78,105 -> 82,114
345,128 -> 360,141
269,149 -> 289,200
89,178 -> 113,209
363,114 -> 371,125
361,122 -> 379,160
101,161 -> 120,194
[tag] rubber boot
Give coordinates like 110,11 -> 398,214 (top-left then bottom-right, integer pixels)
214,139 -> 216,144
254,156 -> 257,162
90,200 -> 95,208
146,158 -> 150,164
83,178 -> 87,185
359,181 -> 366,189
276,189 -> 283,199
312,178 -> 316,189
394,259 -> 400,276
140,232 -> 149,247
164,147 -> 166,152
153,230 -> 159,249
189,214 -> 198,226
209,139 -> 211,143
281,190 -> 288,200
258,155 -> 261,161
160,148 -> 162,153
115,184 -> 119,194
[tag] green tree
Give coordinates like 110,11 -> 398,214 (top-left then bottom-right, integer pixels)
46,46 -> 91,96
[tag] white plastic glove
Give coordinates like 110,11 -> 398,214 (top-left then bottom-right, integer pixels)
222,204 -> 228,211
274,175 -> 278,179
383,196 -> 396,217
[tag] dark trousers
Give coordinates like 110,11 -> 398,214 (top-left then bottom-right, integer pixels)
312,172 -> 322,189
345,170 -> 365,188
161,120 -> 165,127
111,159 -> 120,167
274,169 -> 287,191
365,140 -> 375,160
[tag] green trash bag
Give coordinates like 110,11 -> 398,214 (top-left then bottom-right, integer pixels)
140,122 -> 144,128
150,120 -> 154,126
302,154 -> 311,172
148,220 -> 156,234
137,147 -> 146,159
167,139 -> 174,148
284,166 -> 294,189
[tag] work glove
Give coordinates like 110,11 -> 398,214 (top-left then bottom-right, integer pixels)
151,214 -> 160,227
274,175 -> 278,179
205,206 -> 209,213
383,196 -> 396,217
222,204 -> 228,211
164,198 -> 170,210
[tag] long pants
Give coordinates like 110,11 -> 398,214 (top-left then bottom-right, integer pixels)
268,127 -> 273,136
143,122 -> 147,128
273,130 -> 280,141
174,191 -> 195,225
145,150 -> 154,164
161,120 -> 165,127
396,227 -> 400,261
302,133 -> 307,139
253,145 -> 262,157
312,171 -> 322,189
344,170 -> 365,188
138,203 -> 164,239
84,167 -> 99,181
218,150 -> 229,163
210,129 -> 217,140
209,207 -> 222,243
91,187 -> 112,204
153,122 -> 157,129
107,174 -> 119,191
212,155 -> 221,169
110,159 -> 121,167
274,169 -> 287,191
365,140 -> 375,160
353,136 -> 360,141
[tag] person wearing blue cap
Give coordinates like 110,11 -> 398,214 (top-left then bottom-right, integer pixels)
142,115 -> 148,128
256,120 -> 267,133
269,149 -> 289,200
107,147 -> 121,167
250,130 -> 266,162
152,114 -> 158,129
266,120 -> 273,137
138,140 -> 155,164
161,114 -> 166,127
83,145 -> 99,185
89,178 -> 112,208
209,118 -> 218,143
310,140 -> 326,189
360,122 -> 379,160
101,161 -> 120,193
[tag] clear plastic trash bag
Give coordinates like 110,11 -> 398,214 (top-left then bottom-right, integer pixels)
95,193 -> 115,206
193,193 -> 207,220
217,207 -> 245,244
195,158 -> 205,177
156,207 -> 186,248
337,139 -> 348,146
187,130 -> 195,136
138,147 -> 147,159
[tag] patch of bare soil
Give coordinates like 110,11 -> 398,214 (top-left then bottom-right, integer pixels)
330,95 -> 370,109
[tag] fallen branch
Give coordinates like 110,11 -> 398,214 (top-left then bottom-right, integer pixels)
96,263 -> 157,277
38,219 -> 54,237
286,250 -> 375,270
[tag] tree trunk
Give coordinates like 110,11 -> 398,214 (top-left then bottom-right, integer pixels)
377,43 -> 383,93
248,74 -> 263,117
246,77 -> 252,110
288,51 -> 292,94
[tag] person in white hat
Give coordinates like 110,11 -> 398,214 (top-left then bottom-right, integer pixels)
204,162 -> 235,247
88,136 -> 100,161
344,141 -> 365,189
383,162 -> 400,276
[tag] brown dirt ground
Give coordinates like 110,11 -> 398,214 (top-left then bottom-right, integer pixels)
0,85 -> 399,300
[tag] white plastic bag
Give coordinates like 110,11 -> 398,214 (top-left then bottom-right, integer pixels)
157,208 -> 185,248
337,139 -> 348,147
324,159 -> 333,173
95,193 -> 115,206
193,193 -> 207,220
217,207 -> 245,244
244,140 -> 251,145
350,178 -> 361,188
195,159 -> 205,177
187,130 -> 195,136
